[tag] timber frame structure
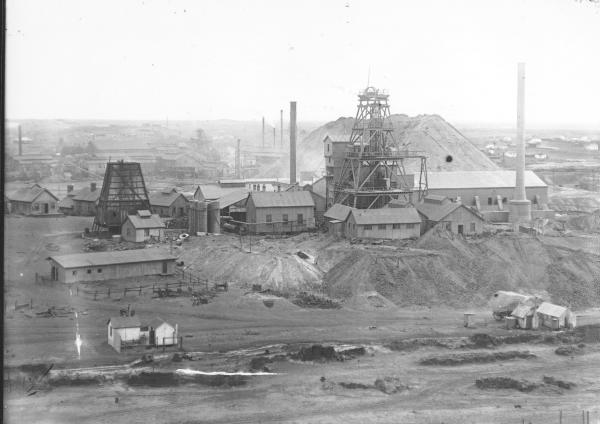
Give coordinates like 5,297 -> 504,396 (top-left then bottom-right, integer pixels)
333,87 -> 428,209
93,161 -> 151,233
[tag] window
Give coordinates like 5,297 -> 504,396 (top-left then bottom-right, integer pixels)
72,271 -> 77,276
470,223 -> 476,232
378,224 -> 387,230
446,222 -> 451,231
50,203 -> 56,209
266,214 -> 272,223
327,144 -> 330,152
502,197 -> 508,204
297,214 -> 303,224
109,326 -> 112,337
392,223 -> 401,229
364,225 -> 372,230
127,228 -> 132,236
406,223 -> 415,229
144,228 -> 150,236
98,268 -> 102,273
487,197 -> 493,205
87,269 -> 92,274
282,214 -> 288,223
33,203 -> 39,211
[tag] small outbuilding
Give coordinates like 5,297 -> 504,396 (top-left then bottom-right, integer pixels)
245,191 -> 316,233
6,184 -> 60,215
148,318 -> 178,346
511,303 -> 539,330
107,316 -> 141,351
149,188 -> 189,218
48,249 -> 177,284
415,195 -> 484,235
324,203 -> 354,236
121,210 -> 165,242
72,183 -> 101,216
346,207 -> 421,239
536,302 -> 575,330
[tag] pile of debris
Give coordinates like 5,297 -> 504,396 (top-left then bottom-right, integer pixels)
291,292 -> 341,309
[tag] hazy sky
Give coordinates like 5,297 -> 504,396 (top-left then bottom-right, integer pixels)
6,0 -> 600,127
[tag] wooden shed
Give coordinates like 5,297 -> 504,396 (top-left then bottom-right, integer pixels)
107,316 -> 141,351
149,188 -> 189,218
6,184 -> 60,215
121,210 -> 165,242
346,208 -> 421,239
536,302 -> 575,330
415,195 -> 484,235
48,249 -> 177,284
245,191 -> 315,234
324,204 -> 354,237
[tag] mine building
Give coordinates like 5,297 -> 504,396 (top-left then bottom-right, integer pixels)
6,184 -> 60,215
72,182 -> 101,216
324,203 -> 354,237
121,210 -> 165,242
536,302 -> 575,330
415,195 -> 485,235
194,184 -> 246,202
423,170 -> 549,222
245,191 -> 316,234
48,249 -> 176,284
149,188 -> 189,218
345,207 -> 421,239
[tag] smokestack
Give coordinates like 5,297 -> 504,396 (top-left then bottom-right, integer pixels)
262,117 -> 265,148
509,62 -> 531,225
235,139 -> 241,178
280,109 -> 283,149
273,127 -> 276,148
290,101 -> 297,185
18,125 -> 22,156
515,62 -> 526,201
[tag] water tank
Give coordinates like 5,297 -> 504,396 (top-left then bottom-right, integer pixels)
188,201 -> 207,234
207,201 -> 220,234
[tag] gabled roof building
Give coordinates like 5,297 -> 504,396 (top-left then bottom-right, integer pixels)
245,191 -> 315,234
346,207 -> 421,239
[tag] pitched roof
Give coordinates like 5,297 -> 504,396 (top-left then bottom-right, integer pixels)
422,171 -> 547,190
126,213 -> 165,229
323,134 -> 349,143
351,207 -> 421,225
108,316 -> 141,329
58,196 -> 75,209
50,249 -> 176,269
218,189 -> 249,209
72,186 -> 101,203
249,191 -> 315,208
536,302 -> 568,317
7,184 -> 59,203
324,204 -> 353,221
195,184 -> 243,200
512,303 -> 536,319
416,200 -> 464,222
149,190 -> 188,207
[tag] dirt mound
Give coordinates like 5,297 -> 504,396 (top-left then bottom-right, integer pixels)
127,371 -> 247,387
374,376 -> 409,394
555,345 -> 585,356
475,377 -> 538,392
420,351 -> 535,366
293,345 -> 337,362
543,376 -> 576,389
298,114 -> 498,174
324,231 -> 600,308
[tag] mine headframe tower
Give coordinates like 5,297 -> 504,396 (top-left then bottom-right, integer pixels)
93,161 -> 151,233
333,87 -> 428,209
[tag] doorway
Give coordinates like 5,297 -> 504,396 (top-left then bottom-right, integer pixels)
44,203 -> 49,214
458,224 -> 464,235
162,261 -> 168,274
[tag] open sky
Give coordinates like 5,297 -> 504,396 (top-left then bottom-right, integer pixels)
5,0 -> 600,128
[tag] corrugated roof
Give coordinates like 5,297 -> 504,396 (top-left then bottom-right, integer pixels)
7,184 -> 59,203
126,213 -> 165,229
149,190 -> 188,207
218,190 -> 249,208
51,249 -> 176,269
72,186 -> 101,203
536,302 -> 568,317
108,316 -> 141,329
324,204 -> 353,221
249,191 -> 315,208
195,184 -> 243,200
422,171 -> 547,190
351,207 -> 421,225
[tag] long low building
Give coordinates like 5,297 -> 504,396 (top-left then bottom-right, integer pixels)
419,170 -> 548,211
48,249 -> 177,284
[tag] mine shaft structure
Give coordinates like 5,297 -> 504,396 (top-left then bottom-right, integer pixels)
333,87 -> 428,209
93,161 -> 151,233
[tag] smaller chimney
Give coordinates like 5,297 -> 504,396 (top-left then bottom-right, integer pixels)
67,184 -> 74,193
290,101 -> 297,185
90,182 -> 97,192
18,125 -> 22,156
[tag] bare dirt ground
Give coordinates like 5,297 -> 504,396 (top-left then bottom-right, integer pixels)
4,216 -> 600,423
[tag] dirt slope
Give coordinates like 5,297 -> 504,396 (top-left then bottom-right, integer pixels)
324,229 -> 600,308
297,114 -> 499,174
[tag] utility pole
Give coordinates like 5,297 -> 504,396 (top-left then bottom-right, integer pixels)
280,109 -> 283,149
